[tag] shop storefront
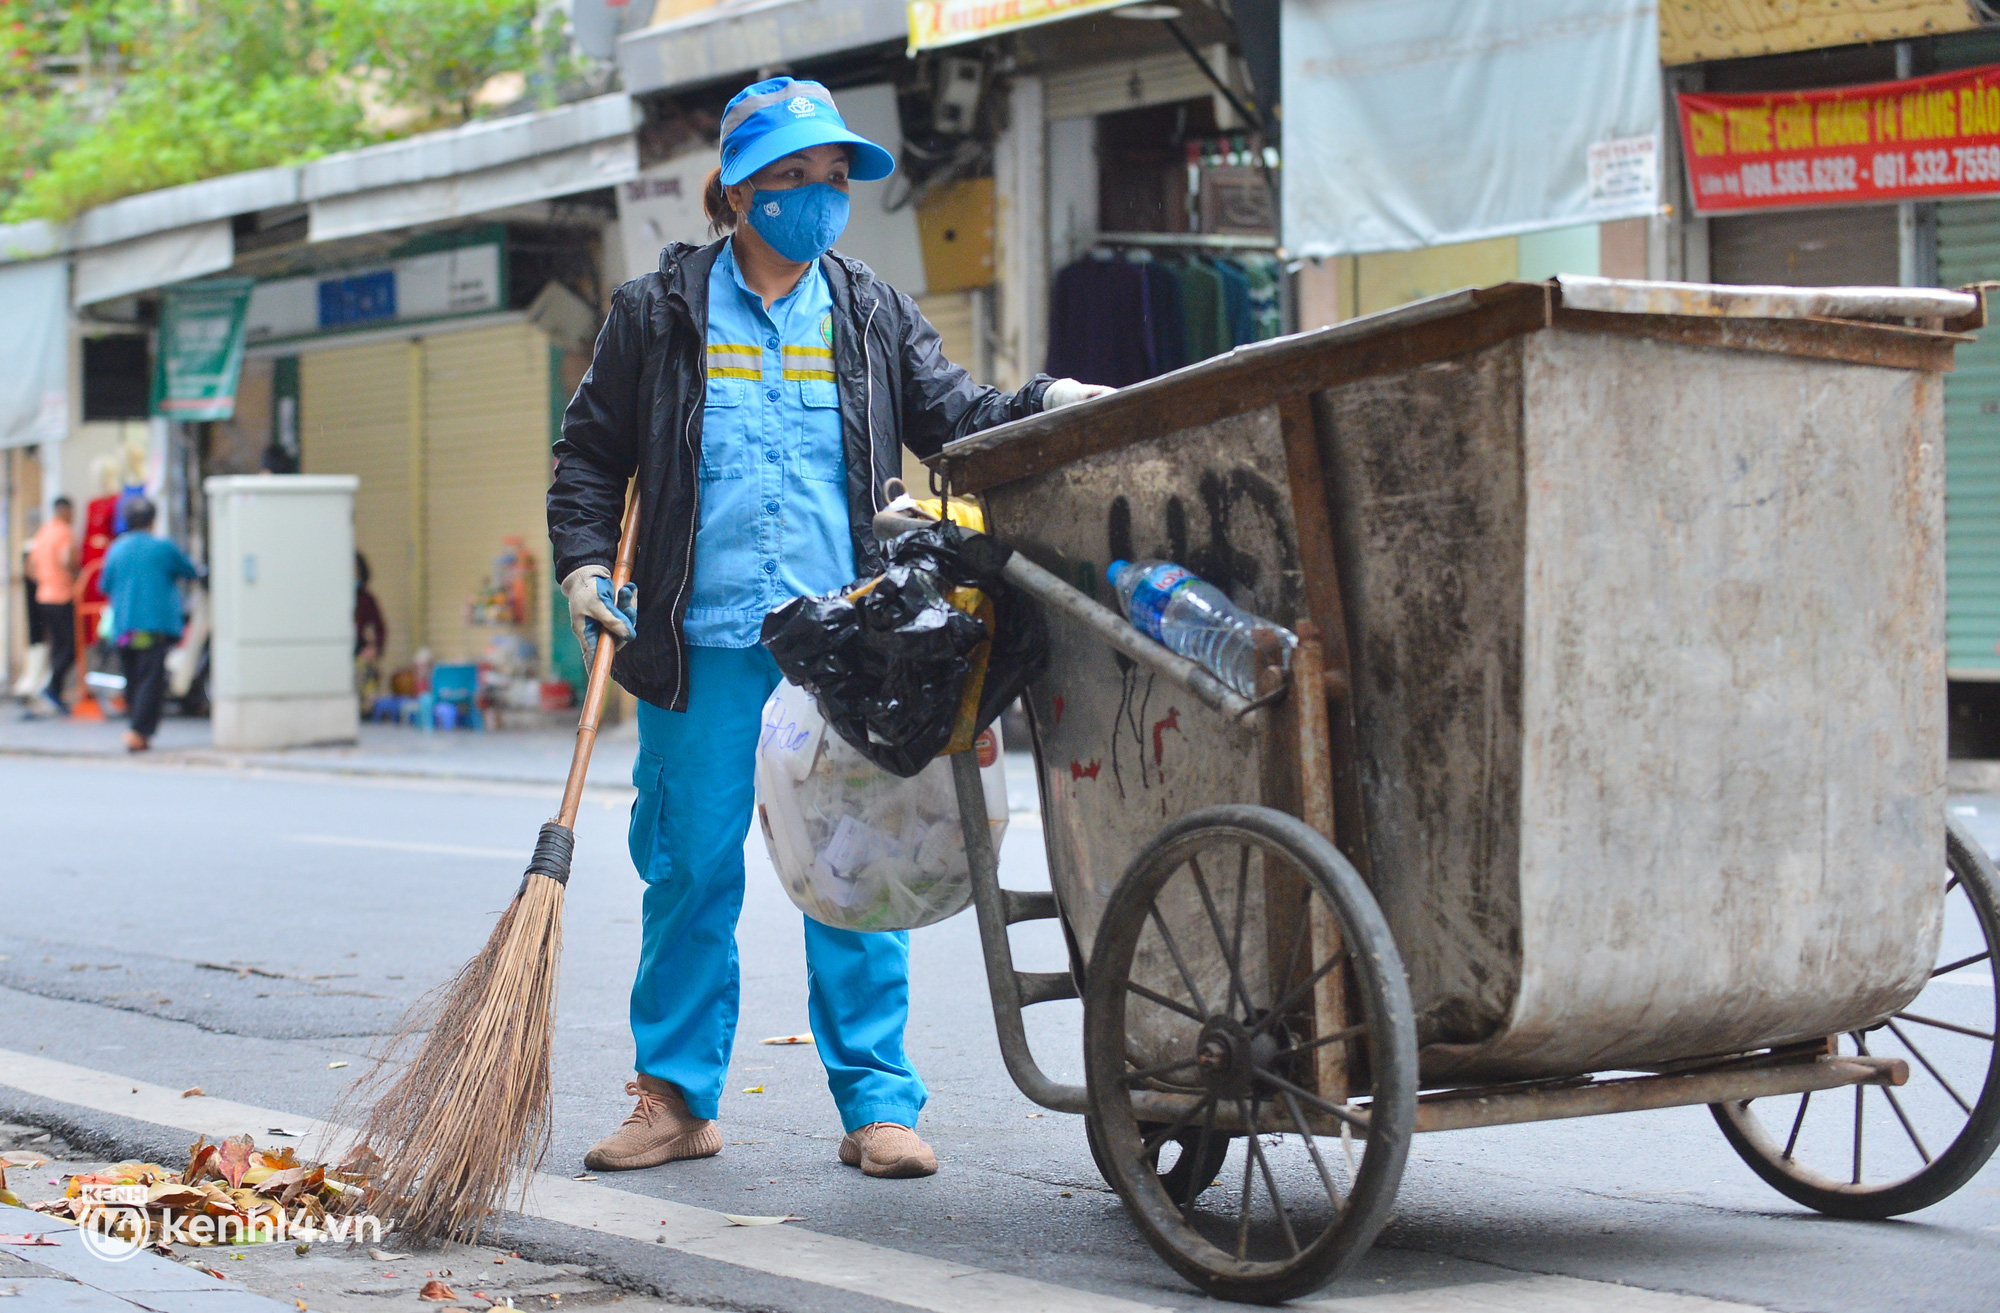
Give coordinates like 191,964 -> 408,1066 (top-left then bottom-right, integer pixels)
1663,24 -> 2000,724
235,228 -> 605,705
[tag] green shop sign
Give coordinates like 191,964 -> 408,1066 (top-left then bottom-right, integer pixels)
153,278 -> 254,421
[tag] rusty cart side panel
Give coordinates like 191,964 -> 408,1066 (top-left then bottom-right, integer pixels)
1430,329 -> 1946,1080
1314,341 -> 1530,1051
981,405 -> 1305,956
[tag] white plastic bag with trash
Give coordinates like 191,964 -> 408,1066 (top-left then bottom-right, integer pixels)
755,679 -> 1007,932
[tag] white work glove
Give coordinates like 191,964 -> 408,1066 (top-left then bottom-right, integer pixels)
1043,378 -> 1116,411
560,564 -> 636,660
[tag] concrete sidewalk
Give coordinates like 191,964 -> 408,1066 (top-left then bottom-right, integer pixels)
0,1199 -> 290,1312
0,702 -> 1048,811
0,707 -> 638,789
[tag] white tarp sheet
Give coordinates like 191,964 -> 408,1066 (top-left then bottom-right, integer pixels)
1281,0 -> 1662,257
0,260 -> 70,450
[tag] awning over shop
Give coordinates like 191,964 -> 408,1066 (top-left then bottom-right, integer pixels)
0,260 -> 69,449
617,0 -> 907,97
73,220 -> 234,307
305,94 -> 640,242
1282,0 -> 1663,258
907,0 -> 1141,53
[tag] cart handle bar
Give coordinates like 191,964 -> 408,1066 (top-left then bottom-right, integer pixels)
998,552 -> 1267,722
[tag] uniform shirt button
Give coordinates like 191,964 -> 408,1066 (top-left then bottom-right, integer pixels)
764,501 -> 779,514
765,449 -> 779,462
766,388 -> 780,402
762,560 -> 777,573
766,335 -> 779,349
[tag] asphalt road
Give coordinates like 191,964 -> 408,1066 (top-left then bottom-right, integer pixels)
1,750 -> 1996,1312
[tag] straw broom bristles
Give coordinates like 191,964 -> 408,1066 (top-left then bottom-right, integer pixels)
351,870 -> 565,1244
347,489 -> 637,1245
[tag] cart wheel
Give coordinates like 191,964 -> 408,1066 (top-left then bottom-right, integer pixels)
1083,805 -> 1417,1305
1083,1113 -> 1230,1206
1711,816 -> 2000,1218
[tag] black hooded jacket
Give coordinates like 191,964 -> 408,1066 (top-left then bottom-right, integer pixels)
548,238 -> 1053,711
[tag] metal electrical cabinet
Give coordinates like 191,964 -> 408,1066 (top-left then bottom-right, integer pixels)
204,475 -> 360,749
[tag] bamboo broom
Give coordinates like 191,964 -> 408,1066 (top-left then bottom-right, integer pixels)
352,489 -> 639,1245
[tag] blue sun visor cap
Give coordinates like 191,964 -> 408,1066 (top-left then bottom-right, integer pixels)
718,77 -> 895,187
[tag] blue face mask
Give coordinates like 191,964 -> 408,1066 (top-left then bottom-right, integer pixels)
744,183 -> 850,263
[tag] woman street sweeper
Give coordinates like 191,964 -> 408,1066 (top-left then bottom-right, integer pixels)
546,77 -> 1110,1180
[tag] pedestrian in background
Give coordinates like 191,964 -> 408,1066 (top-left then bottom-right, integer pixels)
23,495 -> 77,717
99,496 -> 200,752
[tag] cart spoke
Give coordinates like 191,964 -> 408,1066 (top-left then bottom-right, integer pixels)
1886,1019 -> 1973,1114
1147,905 -> 1209,1017
1182,1097 -> 1219,1219
1252,949 -> 1351,1039
1234,1117 -> 1256,1261
1278,1088 -> 1345,1210
1933,949 -> 1992,978
1241,1101 -> 1300,1258
1231,846 -> 1251,1014
1143,1094 -> 1215,1156
1881,1084 -> 1931,1165
1188,854 -> 1255,1019
1892,1010 -> 1996,1041
1127,979 -> 1206,1022
1123,1054 -> 1203,1088
1273,1023 -> 1369,1062
1253,1067 -> 1370,1129
1783,1089 -> 1811,1160
1946,872 -> 1961,897
1852,1035 -> 1865,1185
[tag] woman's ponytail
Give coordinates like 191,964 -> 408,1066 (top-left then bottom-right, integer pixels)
703,167 -> 738,235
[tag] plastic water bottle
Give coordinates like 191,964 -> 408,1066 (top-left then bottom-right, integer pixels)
1107,560 -> 1297,698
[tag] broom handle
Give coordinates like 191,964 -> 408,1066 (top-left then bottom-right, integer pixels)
556,487 -> 641,829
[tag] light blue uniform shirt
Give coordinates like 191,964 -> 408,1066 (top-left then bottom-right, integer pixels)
686,239 -> 856,648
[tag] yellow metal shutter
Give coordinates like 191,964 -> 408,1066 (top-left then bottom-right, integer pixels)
299,341 -> 416,671
420,323 -> 553,666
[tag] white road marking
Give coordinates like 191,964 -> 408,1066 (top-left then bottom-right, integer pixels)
0,1050 -> 1781,1313
290,834 -> 523,860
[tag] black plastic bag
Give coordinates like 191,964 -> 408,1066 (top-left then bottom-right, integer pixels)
761,522 -> 1048,778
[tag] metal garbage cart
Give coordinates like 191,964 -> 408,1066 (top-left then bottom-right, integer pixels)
925,276 -> 2000,1305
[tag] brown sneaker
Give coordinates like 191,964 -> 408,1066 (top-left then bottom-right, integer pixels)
583,1075 -> 721,1171
837,1122 -> 937,1179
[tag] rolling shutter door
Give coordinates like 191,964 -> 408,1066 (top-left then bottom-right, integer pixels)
1707,205 -> 1899,287
421,323 -> 554,665
1043,52 -> 1214,121
1938,199 -> 2000,677
299,341 -> 416,670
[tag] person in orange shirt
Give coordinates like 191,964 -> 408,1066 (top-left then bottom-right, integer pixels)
24,496 -> 77,716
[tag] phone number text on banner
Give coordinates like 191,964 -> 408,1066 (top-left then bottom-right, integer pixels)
1679,64 -> 2000,213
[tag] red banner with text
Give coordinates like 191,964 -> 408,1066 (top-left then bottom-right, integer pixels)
1679,65 -> 2000,213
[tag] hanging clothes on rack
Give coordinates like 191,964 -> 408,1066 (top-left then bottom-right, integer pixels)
1047,254 -> 1157,386
1169,258 -> 1228,364
1133,252 -> 1186,377
1237,254 -> 1284,341
1211,257 -> 1254,349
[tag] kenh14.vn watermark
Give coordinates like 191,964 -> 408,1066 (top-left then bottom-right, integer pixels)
74,1182 -> 389,1262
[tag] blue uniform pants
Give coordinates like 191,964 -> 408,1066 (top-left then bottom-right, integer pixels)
628,644 -> 927,1131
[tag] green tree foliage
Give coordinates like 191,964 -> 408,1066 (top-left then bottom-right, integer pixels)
322,0 -> 576,131
2,0 -> 572,223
